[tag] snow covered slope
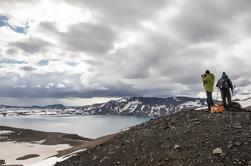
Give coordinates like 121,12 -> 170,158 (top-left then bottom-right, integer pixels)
79,97 -> 207,117
0,97 -> 208,117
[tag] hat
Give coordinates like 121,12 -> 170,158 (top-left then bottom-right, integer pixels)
205,70 -> 210,74
222,72 -> 228,77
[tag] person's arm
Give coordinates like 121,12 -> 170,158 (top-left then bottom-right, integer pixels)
201,75 -> 207,85
228,78 -> 234,91
212,75 -> 215,85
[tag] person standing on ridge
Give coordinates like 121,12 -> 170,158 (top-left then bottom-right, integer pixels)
201,70 -> 215,111
216,72 -> 233,108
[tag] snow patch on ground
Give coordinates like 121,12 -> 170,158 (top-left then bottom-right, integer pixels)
230,95 -> 251,108
195,107 -> 208,110
31,139 -> 46,144
30,148 -> 88,166
122,127 -> 130,132
64,148 -> 87,158
0,130 -> 14,135
233,94 -> 251,100
26,156 -> 69,166
181,100 -> 202,107
235,98 -> 251,108
0,142 -> 71,166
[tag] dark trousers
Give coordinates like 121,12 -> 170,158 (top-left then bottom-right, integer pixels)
206,91 -> 214,111
220,88 -> 231,108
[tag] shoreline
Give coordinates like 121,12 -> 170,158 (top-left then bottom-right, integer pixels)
0,125 -> 116,166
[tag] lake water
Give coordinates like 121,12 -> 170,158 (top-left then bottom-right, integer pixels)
0,115 -> 149,139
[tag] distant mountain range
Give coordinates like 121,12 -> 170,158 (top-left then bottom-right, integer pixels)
0,104 -> 66,109
79,96 -> 208,117
0,96 -> 208,117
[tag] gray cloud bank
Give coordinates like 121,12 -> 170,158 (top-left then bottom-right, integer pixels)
0,0 -> 251,99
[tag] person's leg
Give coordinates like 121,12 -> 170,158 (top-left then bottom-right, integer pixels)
209,92 -> 214,107
206,91 -> 214,110
226,88 -> 231,106
220,89 -> 227,108
206,91 -> 211,111
209,92 -> 214,106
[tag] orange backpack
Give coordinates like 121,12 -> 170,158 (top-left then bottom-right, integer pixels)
211,105 -> 224,113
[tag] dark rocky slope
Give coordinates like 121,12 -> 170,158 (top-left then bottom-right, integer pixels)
56,108 -> 250,166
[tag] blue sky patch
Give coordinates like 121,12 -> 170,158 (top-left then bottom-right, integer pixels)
38,59 -> 49,66
0,15 -> 8,26
0,58 -> 27,64
66,61 -> 78,66
0,15 -> 29,34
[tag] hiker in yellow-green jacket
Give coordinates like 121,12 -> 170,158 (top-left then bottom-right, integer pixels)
201,70 -> 215,111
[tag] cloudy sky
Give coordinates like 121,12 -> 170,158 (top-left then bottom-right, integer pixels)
0,0 -> 251,105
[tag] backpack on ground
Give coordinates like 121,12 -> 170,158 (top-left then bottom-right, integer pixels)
218,78 -> 229,89
211,105 -> 224,113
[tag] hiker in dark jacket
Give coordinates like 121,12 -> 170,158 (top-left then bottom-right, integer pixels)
216,72 -> 233,108
201,70 -> 215,111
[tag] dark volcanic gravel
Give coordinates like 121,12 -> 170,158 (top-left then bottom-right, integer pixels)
56,109 -> 251,166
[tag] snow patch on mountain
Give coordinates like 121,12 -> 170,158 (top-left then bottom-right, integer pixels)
0,97 -> 208,117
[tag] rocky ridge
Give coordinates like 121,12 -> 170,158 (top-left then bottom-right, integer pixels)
56,106 -> 251,166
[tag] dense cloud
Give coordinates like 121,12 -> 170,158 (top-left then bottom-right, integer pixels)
10,38 -> 52,54
0,0 -> 251,102
64,0 -> 169,27
60,23 -> 116,54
